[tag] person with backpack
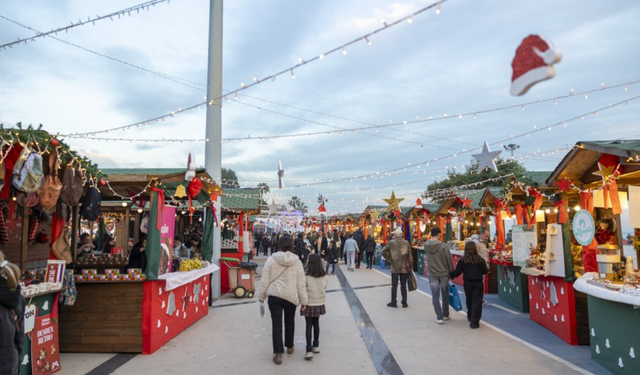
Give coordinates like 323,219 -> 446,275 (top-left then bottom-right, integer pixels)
450,241 -> 489,329
302,253 -> 328,360
258,237 -> 308,366
364,235 -> 377,269
0,251 -> 26,375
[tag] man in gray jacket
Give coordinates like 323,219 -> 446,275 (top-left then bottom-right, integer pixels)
424,227 -> 454,324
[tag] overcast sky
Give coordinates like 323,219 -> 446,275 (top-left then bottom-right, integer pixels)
1,0 -> 639,214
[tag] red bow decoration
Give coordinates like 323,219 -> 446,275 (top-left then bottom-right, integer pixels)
209,202 -> 219,227
187,178 -> 203,223
528,188 -> 541,198
128,190 -> 149,210
150,187 -> 166,230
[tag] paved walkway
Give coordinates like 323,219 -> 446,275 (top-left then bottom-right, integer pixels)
57,259 -> 612,375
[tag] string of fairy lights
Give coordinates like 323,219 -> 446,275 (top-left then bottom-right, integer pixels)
0,0 -> 171,50
57,0 -> 450,138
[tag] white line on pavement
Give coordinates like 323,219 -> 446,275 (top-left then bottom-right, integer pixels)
488,303 -> 521,315
374,268 -> 594,375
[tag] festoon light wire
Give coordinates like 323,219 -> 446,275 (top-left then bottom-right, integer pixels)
0,0 -> 171,50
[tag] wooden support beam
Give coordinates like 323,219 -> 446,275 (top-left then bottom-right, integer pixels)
20,205 -> 29,272
71,205 -> 80,262
133,212 -> 141,243
124,207 -> 131,251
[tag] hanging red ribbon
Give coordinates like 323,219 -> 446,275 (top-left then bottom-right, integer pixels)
608,179 -> 622,215
527,195 -> 543,229
150,187 -> 165,230
515,204 -> 525,225
416,216 -> 422,238
554,200 -> 568,224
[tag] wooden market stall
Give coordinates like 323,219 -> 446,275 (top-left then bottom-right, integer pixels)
219,188 -> 261,294
546,140 -> 640,372
58,168 -> 222,355
404,203 -> 439,275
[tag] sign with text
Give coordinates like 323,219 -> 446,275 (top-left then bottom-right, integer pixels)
158,205 -> 176,275
512,225 -> 537,267
573,210 -> 595,246
45,260 -> 66,284
31,314 -> 61,375
24,305 -> 37,334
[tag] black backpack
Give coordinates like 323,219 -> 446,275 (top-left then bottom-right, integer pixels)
80,186 -> 102,221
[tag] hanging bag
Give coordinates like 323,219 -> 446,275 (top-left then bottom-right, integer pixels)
52,225 -> 73,264
80,186 -> 101,221
12,147 -> 44,193
40,148 -> 63,210
449,283 -> 463,311
60,162 -> 84,206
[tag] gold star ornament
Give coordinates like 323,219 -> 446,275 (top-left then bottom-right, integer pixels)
592,163 -> 618,181
383,191 -> 404,212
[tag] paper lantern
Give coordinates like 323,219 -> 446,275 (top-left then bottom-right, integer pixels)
629,186 -> 640,228
619,191 -> 628,210
535,210 -> 546,222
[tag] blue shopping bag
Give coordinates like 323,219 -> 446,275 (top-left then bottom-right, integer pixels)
449,283 -> 463,312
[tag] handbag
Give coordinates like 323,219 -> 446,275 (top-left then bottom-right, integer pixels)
407,258 -> 417,292
52,225 -> 73,264
449,283 -> 463,311
40,148 -> 63,210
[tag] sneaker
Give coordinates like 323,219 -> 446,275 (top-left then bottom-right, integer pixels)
387,302 -> 398,308
304,352 -> 313,360
482,301 -> 491,307
286,347 -> 294,354
312,347 -> 320,353
443,316 -> 450,321
436,319 -> 444,324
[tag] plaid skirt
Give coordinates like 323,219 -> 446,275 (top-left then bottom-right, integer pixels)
301,304 -> 326,317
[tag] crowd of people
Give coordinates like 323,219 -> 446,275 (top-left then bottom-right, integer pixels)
256,225 -> 493,366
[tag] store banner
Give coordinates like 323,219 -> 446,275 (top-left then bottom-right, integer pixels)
31,314 -> 61,375
145,193 -> 176,280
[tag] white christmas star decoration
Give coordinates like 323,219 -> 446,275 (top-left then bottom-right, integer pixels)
268,200 -> 279,216
472,141 -> 502,173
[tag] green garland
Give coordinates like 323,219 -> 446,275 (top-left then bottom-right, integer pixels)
1,123 -> 107,181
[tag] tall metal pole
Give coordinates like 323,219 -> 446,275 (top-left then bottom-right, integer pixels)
205,0 -> 223,300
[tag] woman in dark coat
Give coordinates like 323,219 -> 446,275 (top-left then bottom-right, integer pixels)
365,235 -> 377,269
0,251 -> 26,375
127,235 -> 147,271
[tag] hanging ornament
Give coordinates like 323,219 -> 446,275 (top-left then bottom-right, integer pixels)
98,179 -> 106,187
383,191 -> 404,212
50,139 -> 59,147
472,141 -> 502,173
461,195 -> 472,208
554,177 -> 573,192
415,198 -> 422,207
510,35 -> 562,96
174,184 -> 187,198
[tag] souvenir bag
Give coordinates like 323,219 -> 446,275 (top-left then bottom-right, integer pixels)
60,163 -> 84,206
449,283 -> 463,312
80,186 -> 101,221
12,147 -> 44,193
407,258 -> 417,292
52,225 -> 73,264
40,148 -> 63,210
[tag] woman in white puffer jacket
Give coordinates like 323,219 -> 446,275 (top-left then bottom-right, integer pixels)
258,235 -> 308,365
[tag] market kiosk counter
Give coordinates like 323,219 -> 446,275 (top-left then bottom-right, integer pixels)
574,273 -> 640,374
59,264 -> 219,355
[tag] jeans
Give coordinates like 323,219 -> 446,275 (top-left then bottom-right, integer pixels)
305,317 -> 320,351
268,296 -> 297,354
391,273 -> 408,305
429,276 -> 450,320
464,280 -> 484,325
366,252 -> 375,268
346,251 -> 356,269
325,261 -> 335,274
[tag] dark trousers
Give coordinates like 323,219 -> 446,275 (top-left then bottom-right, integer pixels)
355,251 -> 361,268
464,280 -> 484,325
391,273 -> 408,305
305,317 -> 320,351
366,252 -> 374,268
268,296 -> 296,354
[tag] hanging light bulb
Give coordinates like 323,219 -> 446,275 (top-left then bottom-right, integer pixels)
137,208 -> 143,213
364,36 -> 371,45
574,205 -> 581,211
122,201 -> 128,207
436,4 -> 442,14
342,47 -> 347,55
290,69 -> 295,79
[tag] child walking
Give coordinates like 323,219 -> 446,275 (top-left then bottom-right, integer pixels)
302,254 -> 328,360
325,240 -> 337,275
450,241 -> 488,329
